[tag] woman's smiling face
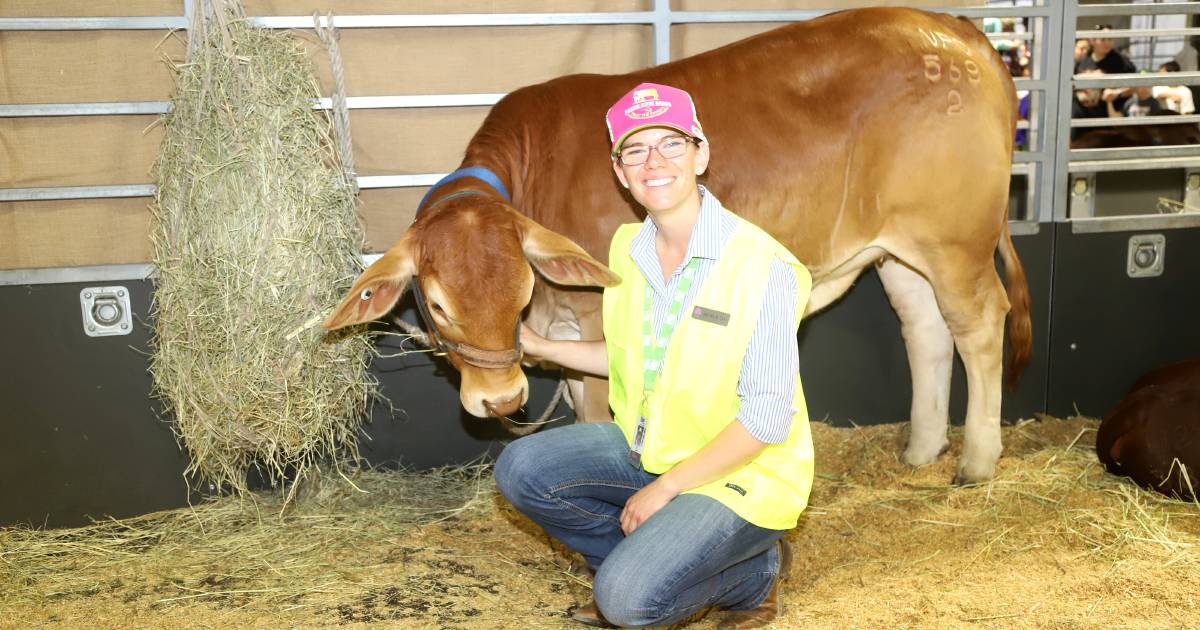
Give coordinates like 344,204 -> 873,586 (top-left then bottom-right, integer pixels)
612,126 -> 710,215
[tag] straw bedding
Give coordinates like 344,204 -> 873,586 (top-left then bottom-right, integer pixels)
2,417 -> 1196,629
149,2 -> 374,499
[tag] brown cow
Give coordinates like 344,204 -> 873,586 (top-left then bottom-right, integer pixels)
1096,358 -> 1200,501
1071,119 -> 1200,149
324,7 -> 1033,483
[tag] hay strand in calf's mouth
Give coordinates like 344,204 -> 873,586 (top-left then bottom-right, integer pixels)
150,0 -> 375,499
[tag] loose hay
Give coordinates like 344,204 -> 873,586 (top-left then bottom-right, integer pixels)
0,466 -> 494,626
2,418 -> 1198,629
149,0 -> 374,497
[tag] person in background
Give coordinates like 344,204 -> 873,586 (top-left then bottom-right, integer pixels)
1073,25 -> 1137,137
1153,61 -> 1195,115
1074,38 -> 1091,74
1107,83 -> 1166,117
1176,35 -> 1200,110
1078,24 -> 1138,75
1072,69 -> 1110,139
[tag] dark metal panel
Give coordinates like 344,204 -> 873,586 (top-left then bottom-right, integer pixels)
0,286 -> 567,528
1047,226 -> 1200,418
0,280 -> 193,528
799,230 -> 1053,426
1094,170 -> 1183,218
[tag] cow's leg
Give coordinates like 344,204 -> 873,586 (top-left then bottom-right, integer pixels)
926,259 -> 1010,483
544,318 -> 593,423
577,309 -> 613,423
877,259 -> 954,466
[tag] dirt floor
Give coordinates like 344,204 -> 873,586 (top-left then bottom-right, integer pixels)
2,416 -> 1198,630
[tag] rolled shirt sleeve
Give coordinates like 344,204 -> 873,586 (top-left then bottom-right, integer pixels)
735,257 -> 800,444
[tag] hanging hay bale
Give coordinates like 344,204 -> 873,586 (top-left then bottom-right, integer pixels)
150,0 -> 375,498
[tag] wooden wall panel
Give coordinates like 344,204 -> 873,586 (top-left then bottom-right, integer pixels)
351,107 -> 490,176
359,187 -> 425,252
0,31 -> 184,104
301,25 -> 650,97
0,198 -> 152,269
0,1 -> 182,17
1,116 -> 162,187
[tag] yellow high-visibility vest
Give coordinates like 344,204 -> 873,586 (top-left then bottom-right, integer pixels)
602,210 -> 814,530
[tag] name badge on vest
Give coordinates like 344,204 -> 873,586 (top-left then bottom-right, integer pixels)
630,416 -> 647,465
691,305 -> 730,326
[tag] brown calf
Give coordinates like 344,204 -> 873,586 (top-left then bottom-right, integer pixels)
1096,358 -> 1200,501
325,7 -> 1032,483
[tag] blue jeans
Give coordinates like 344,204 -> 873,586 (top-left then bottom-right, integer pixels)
495,423 -> 785,628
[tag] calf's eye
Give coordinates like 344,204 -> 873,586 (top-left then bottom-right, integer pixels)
360,289 -> 373,301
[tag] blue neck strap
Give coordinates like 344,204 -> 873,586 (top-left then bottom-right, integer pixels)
417,166 -> 511,213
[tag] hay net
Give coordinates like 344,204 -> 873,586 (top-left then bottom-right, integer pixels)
150,0 -> 375,498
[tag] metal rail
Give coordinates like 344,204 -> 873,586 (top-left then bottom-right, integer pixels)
1068,156 -> 1200,173
0,102 -> 172,117
1072,114 -> 1200,128
0,16 -> 187,30
0,94 -> 507,118
1076,27 -> 1200,39
1071,145 -> 1200,161
1076,2 -> 1200,17
0,156 -> 1046,202
0,79 -> 1054,119
0,6 -> 1053,32
0,185 -> 156,202
0,178 -> 440,202
1073,71 -> 1200,89
1070,213 -> 1200,233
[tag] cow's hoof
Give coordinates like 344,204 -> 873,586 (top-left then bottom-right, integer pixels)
952,460 -> 997,486
902,440 -> 949,467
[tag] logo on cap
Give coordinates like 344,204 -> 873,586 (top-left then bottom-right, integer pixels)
633,88 -> 658,104
625,87 -> 672,120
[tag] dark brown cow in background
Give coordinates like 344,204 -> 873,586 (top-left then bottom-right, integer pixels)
1096,358 -> 1200,501
325,7 -> 1032,484
1071,120 -> 1200,149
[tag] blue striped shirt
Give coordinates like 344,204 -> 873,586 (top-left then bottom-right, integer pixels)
627,186 -> 799,444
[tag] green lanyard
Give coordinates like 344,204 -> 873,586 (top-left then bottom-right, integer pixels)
642,258 -> 699,393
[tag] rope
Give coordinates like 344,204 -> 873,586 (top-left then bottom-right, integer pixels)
315,11 -> 359,195
389,314 -> 568,430
500,379 -> 568,436
525,379 -> 569,426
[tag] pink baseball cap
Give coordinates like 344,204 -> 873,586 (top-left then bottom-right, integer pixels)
606,82 -> 706,154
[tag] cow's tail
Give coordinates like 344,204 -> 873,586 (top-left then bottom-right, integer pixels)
998,220 -> 1032,391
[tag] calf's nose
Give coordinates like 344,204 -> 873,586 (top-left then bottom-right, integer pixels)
483,394 -> 522,418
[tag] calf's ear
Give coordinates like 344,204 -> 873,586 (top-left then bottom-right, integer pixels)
518,216 -> 621,288
322,233 -> 417,330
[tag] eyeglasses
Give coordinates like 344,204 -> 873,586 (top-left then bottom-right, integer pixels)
615,135 -> 697,166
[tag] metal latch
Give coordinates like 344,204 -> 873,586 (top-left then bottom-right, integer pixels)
1127,234 -> 1165,278
80,286 -> 132,337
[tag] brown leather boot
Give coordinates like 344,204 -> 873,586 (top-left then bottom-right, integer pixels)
716,539 -> 793,630
569,599 -> 616,628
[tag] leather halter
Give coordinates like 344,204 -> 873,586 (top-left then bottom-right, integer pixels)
411,174 -> 523,369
